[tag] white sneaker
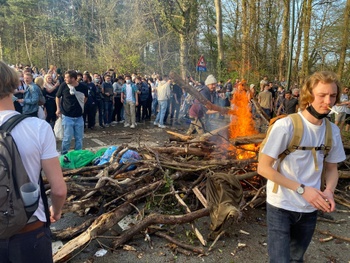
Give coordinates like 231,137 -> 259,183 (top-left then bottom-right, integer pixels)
104,124 -> 110,127
119,120 -> 125,123
124,123 -> 130,127
158,124 -> 166,128
154,121 -> 159,126
130,124 -> 135,129
111,121 -> 118,125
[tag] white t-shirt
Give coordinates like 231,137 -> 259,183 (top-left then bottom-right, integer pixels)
333,93 -> 348,113
261,112 -> 345,212
0,110 -> 59,222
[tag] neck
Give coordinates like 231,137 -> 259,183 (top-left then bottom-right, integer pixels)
301,109 -> 323,125
0,96 -> 16,111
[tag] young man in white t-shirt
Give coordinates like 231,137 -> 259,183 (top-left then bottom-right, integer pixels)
258,71 -> 346,263
0,61 -> 67,262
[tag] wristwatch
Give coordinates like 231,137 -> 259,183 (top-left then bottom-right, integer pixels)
296,184 -> 305,195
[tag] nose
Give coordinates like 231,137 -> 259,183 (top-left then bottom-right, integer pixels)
324,95 -> 332,105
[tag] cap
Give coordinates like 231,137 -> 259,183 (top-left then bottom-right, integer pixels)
205,74 -> 217,86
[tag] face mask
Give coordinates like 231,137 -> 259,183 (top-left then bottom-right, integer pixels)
126,80 -> 131,84
306,104 -> 329,120
94,78 -> 99,83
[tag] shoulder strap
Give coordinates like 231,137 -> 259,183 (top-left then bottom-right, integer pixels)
0,114 -> 29,132
273,113 -> 303,193
320,118 -> 333,191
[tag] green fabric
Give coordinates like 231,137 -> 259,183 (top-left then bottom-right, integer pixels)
59,148 -> 107,169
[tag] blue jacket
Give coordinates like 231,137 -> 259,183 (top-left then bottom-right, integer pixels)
121,83 -> 138,103
22,83 -> 40,114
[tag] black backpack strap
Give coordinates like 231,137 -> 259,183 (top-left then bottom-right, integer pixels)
39,175 -> 51,227
0,114 -> 29,132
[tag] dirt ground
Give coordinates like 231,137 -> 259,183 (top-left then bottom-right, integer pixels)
53,117 -> 350,263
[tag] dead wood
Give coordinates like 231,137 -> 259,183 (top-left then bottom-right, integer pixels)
112,208 -> 210,249
230,134 -> 266,146
190,125 -> 229,142
334,195 -> 350,209
62,164 -> 109,176
338,170 -> 350,179
166,130 -> 193,141
316,229 -> 350,242
52,217 -> 96,240
150,146 -> 209,157
62,197 -> 101,214
154,231 -> 206,255
169,71 -> 232,115
53,203 -> 133,263
250,98 -> 270,124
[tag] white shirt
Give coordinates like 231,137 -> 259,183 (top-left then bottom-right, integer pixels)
125,84 -> 133,102
261,112 -> 345,212
0,110 -> 59,222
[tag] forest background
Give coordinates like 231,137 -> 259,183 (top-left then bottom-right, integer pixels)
1,0 -> 350,87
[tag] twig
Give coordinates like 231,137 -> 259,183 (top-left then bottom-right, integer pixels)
208,230 -> 226,252
316,229 -> 350,242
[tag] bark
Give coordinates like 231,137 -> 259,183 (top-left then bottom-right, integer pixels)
241,0 -> 249,79
214,0 -> 224,79
23,21 -> 32,66
112,208 -> 210,249
301,0 -> 312,81
278,0 -> 290,80
337,0 -> 350,78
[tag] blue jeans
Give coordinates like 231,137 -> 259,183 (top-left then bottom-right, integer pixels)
61,115 -> 84,154
0,226 -> 53,263
152,98 -> 158,116
262,108 -> 271,117
104,100 -> 113,125
155,100 -> 167,125
266,203 -> 317,263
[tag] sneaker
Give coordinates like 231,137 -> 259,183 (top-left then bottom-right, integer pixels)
104,124 -> 110,127
119,120 -> 125,123
153,121 -> 159,126
158,124 -> 166,128
124,123 -> 130,127
99,125 -> 105,129
130,124 -> 135,129
111,121 -> 118,124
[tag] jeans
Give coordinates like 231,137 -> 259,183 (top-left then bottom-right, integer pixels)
124,101 -> 136,125
0,226 -> 53,263
61,115 -> 84,154
155,100 -> 168,125
152,98 -> 158,116
262,107 -> 271,117
103,100 -> 113,125
97,100 -> 104,126
266,203 -> 317,263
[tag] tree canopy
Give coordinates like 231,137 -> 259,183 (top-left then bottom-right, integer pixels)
1,0 -> 349,86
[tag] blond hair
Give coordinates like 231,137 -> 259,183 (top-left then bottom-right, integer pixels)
35,76 -> 44,89
0,61 -> 20,99
299,71 -> 341,110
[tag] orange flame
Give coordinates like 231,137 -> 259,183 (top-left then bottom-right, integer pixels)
228,80 -> 258,159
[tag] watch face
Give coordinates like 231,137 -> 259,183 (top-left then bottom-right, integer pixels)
296,186 -> 304,195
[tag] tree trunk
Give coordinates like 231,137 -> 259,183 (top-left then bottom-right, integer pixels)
278,0 -> 290,80
241,0 -> 249,79
301,0 -> 312,82
23,21 -> 32,66
337,0 -> 350,78
214,0 -> 224,79
179,33 -> 188,80
293,1 -> 305,85
0,35 -> 3,61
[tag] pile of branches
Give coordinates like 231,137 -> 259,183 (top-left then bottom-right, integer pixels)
50,135 -> 265,262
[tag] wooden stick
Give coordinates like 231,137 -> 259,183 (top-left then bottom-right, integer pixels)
154,231 -> 206,255
112,208 -> 210,249
316,229 -> 350,242
171,185 -> 207,246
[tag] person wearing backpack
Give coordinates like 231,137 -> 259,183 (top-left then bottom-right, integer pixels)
0,61 -> 67,262
258,71 -> 346,263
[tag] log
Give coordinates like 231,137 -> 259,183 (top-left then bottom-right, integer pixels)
230,134 -> 266,146
112,208 -> 210,248
166,130 -> 193,141
53,203 -> 133,263
190,125 -> 229,142
169,71 -> 233,115
52,217 -> 96,240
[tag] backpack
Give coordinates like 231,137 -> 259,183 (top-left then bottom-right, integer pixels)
259,113 -> 332,193
0,115 -> 48,238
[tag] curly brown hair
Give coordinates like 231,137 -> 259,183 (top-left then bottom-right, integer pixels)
299,71 -> 341,110
0,61 -> 20,99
